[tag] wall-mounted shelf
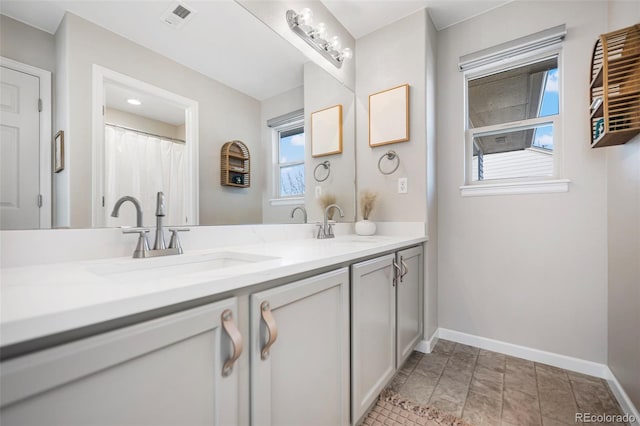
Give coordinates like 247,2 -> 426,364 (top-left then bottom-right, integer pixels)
589,24 -> 640,148
221,140 -> 250,187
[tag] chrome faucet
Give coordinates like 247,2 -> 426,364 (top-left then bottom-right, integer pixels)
116,191 -> 189,258
317,203 -> 344,239
290,206 -> 307,223
154,192 -> 167,250
111,196 -> 144,227
111,196 -> 149,258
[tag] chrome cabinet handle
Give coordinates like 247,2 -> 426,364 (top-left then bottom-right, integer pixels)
392,259 -> 401,287
400,257 -> 408,283
260,301 -> 278,360
221,309 -> 243,377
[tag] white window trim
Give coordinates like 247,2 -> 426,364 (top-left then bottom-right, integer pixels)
271,119 -> 305,203
461,47 -> 570,197
269,197 -> 304,207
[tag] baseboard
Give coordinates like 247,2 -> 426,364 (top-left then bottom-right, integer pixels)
605,367 -> 640,425
436,328 -> 639,421
414,329 -> 439,354
438,328 -> 608,378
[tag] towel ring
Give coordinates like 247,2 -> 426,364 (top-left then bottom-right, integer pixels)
378,150 -> 400,175
313,161 -> 331,182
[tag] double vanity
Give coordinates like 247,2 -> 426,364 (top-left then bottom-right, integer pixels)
0,223 -> 426,426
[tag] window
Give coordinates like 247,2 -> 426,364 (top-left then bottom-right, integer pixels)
274,121 -> 305,199
468,56 -> 559,182
460,25 -> 569,196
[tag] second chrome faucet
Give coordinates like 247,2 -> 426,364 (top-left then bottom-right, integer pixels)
112,192 -> 188,258
317,204 -> 344,239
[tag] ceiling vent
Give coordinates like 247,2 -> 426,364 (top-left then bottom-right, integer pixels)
495,136 -> 507,144
161,1 -> 196,29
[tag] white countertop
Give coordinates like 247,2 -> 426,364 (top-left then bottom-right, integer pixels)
1,233 -> 425,347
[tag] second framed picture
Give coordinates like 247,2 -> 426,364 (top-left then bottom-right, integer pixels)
369,84 -> 409,147
311,104 -> 343,157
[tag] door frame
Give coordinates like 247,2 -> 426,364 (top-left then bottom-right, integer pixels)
0,56 -> 52,228
91,65 -> 199,227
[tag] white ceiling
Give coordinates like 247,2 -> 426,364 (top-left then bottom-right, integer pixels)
1,0 -> 512,102
105,83 -> 186,126
321,0 -> 511,38
0,0 -> 306,101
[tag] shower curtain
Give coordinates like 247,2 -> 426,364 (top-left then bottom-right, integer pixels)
104,125 -> 186,228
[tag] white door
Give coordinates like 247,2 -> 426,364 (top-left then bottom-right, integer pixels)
351,254 -> 397,424
251,268 -> 350,426
0,66 -> 41,229
396,246 -> 423,367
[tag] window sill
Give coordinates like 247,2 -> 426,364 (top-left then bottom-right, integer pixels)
460,179 -> 570,197
269,197 -> 304,206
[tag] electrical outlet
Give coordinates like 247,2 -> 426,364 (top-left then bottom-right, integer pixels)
315,186 -> 322,198
398,178 -> 408,194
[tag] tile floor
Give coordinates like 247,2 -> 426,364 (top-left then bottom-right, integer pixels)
387,339 -> 628,426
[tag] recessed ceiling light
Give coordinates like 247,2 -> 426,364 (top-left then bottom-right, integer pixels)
127,98 -> 142,106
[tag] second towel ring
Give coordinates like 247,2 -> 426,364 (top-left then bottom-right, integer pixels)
378,150 -> 400,175
313,161 -> 331,182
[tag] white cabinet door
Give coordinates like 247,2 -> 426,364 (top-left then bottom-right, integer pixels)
351,254 -> 397,424
251,268 -> 350,426
1,297 -> 242,426
396,246 -> 423,368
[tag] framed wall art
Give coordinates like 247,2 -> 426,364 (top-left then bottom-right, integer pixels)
369,84 -> 409,147
311,104 -> 342,157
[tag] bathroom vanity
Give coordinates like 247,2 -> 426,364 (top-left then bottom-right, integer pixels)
0,223 -> 426,426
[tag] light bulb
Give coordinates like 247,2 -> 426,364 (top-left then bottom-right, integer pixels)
127,98 -> 142,106
298,8 -> 313,26
313,22 -> 327,40
328,35 -> 341,52
341,47 -> 353,60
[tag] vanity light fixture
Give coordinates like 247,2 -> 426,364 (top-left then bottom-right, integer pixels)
286,8 -> 353,69
127,98 -> 142,106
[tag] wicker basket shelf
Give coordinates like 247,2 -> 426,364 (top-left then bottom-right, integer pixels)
589,24 -> 640,148
221,140 -> 250,188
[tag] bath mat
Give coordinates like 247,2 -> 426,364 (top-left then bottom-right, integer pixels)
362,389 -> 474,426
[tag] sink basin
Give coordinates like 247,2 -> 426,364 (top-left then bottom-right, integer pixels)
88,251 -> 279,282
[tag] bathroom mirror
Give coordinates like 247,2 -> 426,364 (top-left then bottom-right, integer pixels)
0,0 -> 356,230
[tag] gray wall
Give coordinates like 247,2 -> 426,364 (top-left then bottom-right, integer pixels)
425,13 -> 438,340
0,15 -> 56,73
56,13 -> 262,228
355,10 -> 428,223
606,0 -> 640,409
304,61 -> 356,223
105,108 -> 184,141
355,9 -> 438,339
436,1 -> 609,362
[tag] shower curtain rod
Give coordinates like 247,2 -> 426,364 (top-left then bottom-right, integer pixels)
105,123 -> 185,144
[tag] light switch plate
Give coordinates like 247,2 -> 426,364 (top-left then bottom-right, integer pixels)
398,178 -> 408,194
